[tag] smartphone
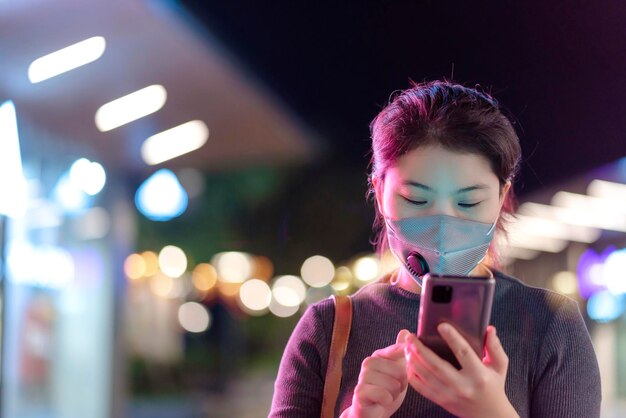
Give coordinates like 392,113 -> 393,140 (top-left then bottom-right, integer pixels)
416,273 -> 495,369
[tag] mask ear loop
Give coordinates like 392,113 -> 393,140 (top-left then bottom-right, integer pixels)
486,218 -> 498,235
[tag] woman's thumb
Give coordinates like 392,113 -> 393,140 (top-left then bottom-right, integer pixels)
396,329 -> 410,345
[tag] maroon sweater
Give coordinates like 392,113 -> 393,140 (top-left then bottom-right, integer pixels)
269,270 -> 601,417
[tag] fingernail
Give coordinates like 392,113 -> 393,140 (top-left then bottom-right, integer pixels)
439,323 -> 450,333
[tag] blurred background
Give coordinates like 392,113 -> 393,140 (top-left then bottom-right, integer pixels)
0,0 -> 625,417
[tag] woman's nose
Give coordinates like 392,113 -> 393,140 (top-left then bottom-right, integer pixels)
431,200 -> 457,217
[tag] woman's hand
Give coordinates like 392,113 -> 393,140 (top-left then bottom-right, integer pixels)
404,324 -> 520,418
341,329 -> 410,418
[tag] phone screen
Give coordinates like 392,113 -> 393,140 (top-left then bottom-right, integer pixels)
416,274 -> 495,369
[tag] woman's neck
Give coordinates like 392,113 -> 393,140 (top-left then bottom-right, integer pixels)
393,263 -> 493,295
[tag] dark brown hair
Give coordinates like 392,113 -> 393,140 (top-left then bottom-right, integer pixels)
368,80 -> 521,265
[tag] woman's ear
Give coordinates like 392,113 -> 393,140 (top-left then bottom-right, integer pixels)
372,175 -> 386,217
499,181 -> 512,208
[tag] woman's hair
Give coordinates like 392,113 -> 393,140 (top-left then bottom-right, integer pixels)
368,80 -> 522,266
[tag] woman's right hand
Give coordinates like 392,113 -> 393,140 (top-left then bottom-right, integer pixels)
341,329 -> 410,418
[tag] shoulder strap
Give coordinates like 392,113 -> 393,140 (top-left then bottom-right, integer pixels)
321,294 -> 353,418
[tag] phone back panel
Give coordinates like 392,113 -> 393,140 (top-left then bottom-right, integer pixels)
417,275 -> 495,368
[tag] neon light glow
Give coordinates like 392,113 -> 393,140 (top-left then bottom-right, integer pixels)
28,36 -> 106,83
587,291 -> 625,323
135,169 -> 188,221
577,247 -> 615,299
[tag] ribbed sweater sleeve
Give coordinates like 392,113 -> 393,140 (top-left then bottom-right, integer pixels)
269,299 -> 334,418
530,295 -> 601,417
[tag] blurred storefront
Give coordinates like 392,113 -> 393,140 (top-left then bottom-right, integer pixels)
0,105 -> 131,418
500,158 -> 626,411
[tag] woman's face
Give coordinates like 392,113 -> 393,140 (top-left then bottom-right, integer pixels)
376,144 -> 510,224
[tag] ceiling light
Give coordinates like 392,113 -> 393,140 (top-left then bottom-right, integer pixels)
141,120 -> 209,165
28,36 -> 106,83
95,85 -> 167,132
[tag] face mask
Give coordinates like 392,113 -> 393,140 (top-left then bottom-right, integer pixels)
385,214 -> 496,285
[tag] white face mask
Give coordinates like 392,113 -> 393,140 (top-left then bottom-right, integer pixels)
385,214 -> 497,285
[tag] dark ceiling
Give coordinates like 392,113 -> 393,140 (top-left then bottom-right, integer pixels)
180,0 -> 626,196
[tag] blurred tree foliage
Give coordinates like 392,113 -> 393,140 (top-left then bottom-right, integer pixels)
132,160 -> 375,394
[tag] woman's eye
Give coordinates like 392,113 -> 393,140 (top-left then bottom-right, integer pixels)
458,201 -> 482,208
401,196 -> 427,206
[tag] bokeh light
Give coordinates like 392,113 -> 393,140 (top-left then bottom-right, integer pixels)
135,169 -> 188,221
149,273 -> 174,297
141,251 -> 159,276
605,248 -> 626,295
213,251 -> 252,283
178,302 -> 211,333
239,279 -> 272,314
268,298 -> 300,318
124,253 -> 146,280
271,275 -> 306,307
577,248 -> 611,299
353,255 -> 379,283
53,173 -> 88,212
551,271 -> 578,295
587,291 -> 625,322
192,263 -> 218,291
331,266 -> 353,293
158,245 -> 187,278
301,255 -> 335,288
69,158 -> 106,196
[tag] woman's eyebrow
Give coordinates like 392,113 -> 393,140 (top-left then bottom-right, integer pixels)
402,181 -> 433,191
401,182 -> 490,193
456,184 -> 490,193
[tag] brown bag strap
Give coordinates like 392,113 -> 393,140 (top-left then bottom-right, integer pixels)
321,294 -> 353,418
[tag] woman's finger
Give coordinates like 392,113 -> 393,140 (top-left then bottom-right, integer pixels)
437,323 -> 482,372
405,332 -> 458,382
405,342 -> 448,389
359,369 -> 404,395
354,382 -> 395,406
483,326 -> 508,374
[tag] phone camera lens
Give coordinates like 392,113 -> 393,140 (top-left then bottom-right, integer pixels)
432,285 -> 453,303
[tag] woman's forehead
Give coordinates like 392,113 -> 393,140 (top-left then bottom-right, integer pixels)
387,145 -> 498,189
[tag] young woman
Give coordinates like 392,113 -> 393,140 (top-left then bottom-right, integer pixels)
269,80 -> 601,418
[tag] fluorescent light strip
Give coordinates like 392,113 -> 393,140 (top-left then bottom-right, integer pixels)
512,214 -> 601,243
553,191 -> 626,213
141,120 -> 209,165
505,229 -> 569,253
0,101 -> 27,217
588,179 -> 626,205
95,85 -> 167,132
519,202 -> 626,233
28,36 -> 106,83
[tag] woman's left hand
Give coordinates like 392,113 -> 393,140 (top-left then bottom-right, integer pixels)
404,324 -> 520,418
